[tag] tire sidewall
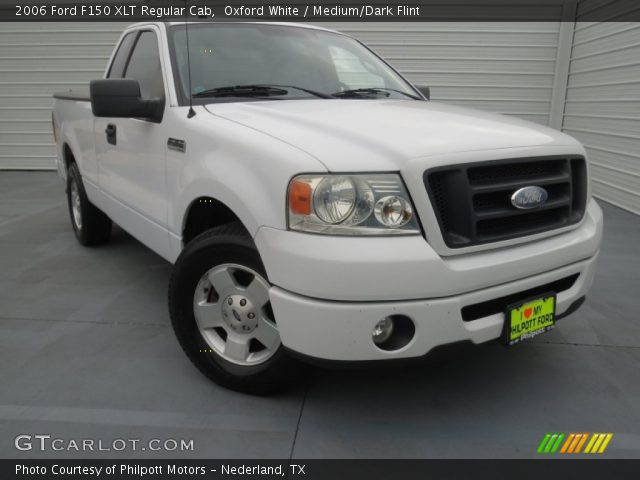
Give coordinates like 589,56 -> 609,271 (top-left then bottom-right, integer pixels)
170,237 -> 289,381
66,164 -> 88,244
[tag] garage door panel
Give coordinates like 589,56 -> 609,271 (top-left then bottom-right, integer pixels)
0,44 -> 116,57
565,82 -> 640,101
0,132 -> 52,145
570,45 -> 640,72
393,70 -> 554,88
583,149 -> 640,176
592,181 -> 640,214
564,129 -> 639,156
433,86 -> 551,101
0,83 -> 88,96
0,120 -> 52,133
571,25 -> 640,58
0,71 -> 103,84
590,162 -> 640,187
0,22 -> 130,32
0,96 -> 55,108
385,58 -> 555,75
0,108 -> 58,122
572,21 -> 637,39
0,156 -> 56,169
565,100 -> 640,117
0,23 -> 123,169
0,31 -> 125,44
369,45 -> 557,59
335,31 -> 559,46
562,20 -> 640,214
323,22 -> 560,34
0,57 -> 108,70
567,64 -> 640,89
564,115 -> 640,138
0,144 -> 54,157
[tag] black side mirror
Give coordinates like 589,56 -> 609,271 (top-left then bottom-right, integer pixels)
416,86 -> 430,100
90,79 -> 163,122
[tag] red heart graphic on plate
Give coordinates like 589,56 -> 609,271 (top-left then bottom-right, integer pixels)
524,308 -> 533,319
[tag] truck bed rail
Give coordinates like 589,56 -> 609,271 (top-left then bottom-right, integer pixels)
53,90 -> 90,102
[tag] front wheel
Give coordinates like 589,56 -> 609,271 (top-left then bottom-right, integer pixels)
168,223 -> 302,394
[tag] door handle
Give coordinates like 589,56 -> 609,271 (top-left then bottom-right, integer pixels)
105,124 -> 116,145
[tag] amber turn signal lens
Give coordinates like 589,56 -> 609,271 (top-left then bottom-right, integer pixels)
289,180 -> 312,215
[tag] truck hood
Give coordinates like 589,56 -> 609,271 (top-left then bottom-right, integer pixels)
205,100 -> 580,171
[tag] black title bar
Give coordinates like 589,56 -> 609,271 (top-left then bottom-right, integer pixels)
2,0 -> 640,22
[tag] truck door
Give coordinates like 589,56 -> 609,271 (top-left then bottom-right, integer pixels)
94,28 -> 170,256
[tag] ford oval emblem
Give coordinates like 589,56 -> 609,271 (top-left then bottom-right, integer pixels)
510,186 -> 548,210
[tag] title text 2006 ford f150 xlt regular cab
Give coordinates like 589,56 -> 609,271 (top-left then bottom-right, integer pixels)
52,22 -> 602,393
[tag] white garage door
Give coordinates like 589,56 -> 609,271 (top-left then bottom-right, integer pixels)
0,22 -> 129,169
562,21 -> 640,215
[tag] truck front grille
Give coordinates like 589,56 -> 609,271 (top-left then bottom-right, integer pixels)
424,156 -> 588,248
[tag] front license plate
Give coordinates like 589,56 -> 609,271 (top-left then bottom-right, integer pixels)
504,293 -> 556,346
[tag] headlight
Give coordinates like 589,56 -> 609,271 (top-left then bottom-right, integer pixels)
288,174 -> 420,235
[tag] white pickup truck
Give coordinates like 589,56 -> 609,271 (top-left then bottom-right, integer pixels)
53,21 -> 602,394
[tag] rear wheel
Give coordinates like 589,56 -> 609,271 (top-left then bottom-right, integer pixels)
66,163 -> 112,246
169,223 -> 302,394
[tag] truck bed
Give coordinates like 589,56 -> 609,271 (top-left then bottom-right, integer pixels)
53,90 -> 90,102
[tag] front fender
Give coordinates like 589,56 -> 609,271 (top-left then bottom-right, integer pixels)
166,107 -> 326,259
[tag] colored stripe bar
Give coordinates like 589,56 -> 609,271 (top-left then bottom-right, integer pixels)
584,433 -> 598,454
544,434 -> 559,453
574,433 -> 589,453
567,434 -> 582,453
550,433 -> 565,453
560,433 -> 576,454
598,434 -> 613,453
591,433 -> 606,453
537,434 -> 552,454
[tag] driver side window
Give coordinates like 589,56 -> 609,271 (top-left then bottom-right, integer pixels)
107,33 -> 135,79
123,31 -> 165,100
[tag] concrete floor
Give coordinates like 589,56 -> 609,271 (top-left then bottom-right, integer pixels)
0,171 -> 639,459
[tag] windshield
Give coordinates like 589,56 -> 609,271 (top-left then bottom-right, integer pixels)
168,23 -> 419,102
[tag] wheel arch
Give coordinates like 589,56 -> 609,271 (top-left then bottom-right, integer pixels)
181,196 -> 251,246
62,143 -> 76,170
172,169 -> 287,257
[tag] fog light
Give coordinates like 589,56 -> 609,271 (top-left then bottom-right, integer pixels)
372,317 -> 394,345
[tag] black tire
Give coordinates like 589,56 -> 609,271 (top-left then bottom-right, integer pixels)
66,162 -> 112,246
168,222 -> 303,395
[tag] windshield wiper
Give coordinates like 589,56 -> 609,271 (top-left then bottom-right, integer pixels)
256,84 -> 332,99
192,84 -> 331,99
331,88 -> 419,99
192,85 -> 289,98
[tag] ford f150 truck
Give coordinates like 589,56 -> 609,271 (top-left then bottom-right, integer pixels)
52,21 -> 602,394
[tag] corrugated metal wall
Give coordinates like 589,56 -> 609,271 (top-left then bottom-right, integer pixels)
0,22 -> 129,169
562,19 -> 640,214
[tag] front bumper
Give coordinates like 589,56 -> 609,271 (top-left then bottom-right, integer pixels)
255,200 -> 602,361
270,253 -> 597,361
